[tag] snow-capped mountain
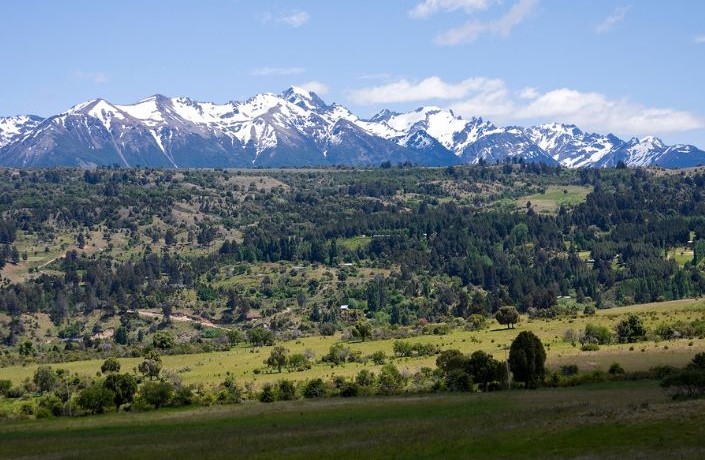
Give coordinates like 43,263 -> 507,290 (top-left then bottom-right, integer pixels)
524,123 -> 623,168
0,115 -> 43,149
0,88 -> 703,168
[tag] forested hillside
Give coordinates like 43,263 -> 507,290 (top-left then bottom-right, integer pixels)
1,163 -> 705,362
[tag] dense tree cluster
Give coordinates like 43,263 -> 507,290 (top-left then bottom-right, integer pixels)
1,165 -> 705,350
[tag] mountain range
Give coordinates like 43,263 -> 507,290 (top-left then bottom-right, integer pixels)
1,87 -> 704,168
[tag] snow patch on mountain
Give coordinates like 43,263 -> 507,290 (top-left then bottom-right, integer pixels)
0,115 -> 43,148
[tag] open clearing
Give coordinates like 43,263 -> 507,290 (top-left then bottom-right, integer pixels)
517,185 -> 593,213
2,299 -> 705,389
0,381 -> 704,459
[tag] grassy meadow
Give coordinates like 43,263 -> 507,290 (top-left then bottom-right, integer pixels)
517,185 -> 593,213
0,381 -> 703,459
2,298 -> 705,389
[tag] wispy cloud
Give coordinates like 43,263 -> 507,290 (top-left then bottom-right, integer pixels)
73,70 -> 109,84
251,67 -> 306,76
277,10 -> 310,28
595,6 -> 630,34
409,0 -> 496,19
694,34 -> 705,44
411,0 -> 537,45
348,75 -> 704,136
434,0 -> 537,45
297,80 -> 329,95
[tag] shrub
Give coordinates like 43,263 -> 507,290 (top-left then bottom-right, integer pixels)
661,369 -> 705,400
323,343 -> 352,365
319,322 -> 336,336
247,327 -> 275,347
581,323 -> 612,345
277,380 -> 297,401
393,340 -> 414,357
370,350 -> 386,365
77,384 -> 115,414
226,329 -> 245,346
19,402 -> 35,416
436,349 -> 468,375
377,363 -> 405,395
412,342 -> 438,356
650,365 -> 678,379
580,343 -> 600,351
218,373 -> 243,404
338,381 -> 360,398
615,314 -> 646,343
18,340 -> 34,357
655,323 -> 677,340
302,378 -> 327,398
560,364 -> 579,376
139,381 -> 174,409
687,352 -> 705,370
465,314 -> 487,331
172,386 -> 194,406
355,369 -> 376,388
608,362 -> 625,375
100,357 -> 121,374
6,386 -> 23,399
0,380 -> 11,396
38,394 -> 63,417
286,353 -> 311,372
103,373 -> 138,410
445,369 -> 473,392
33,366 -> 58,394
467,350 -> 507,391
563,329 -> 579,343
152,331 -> 176,350
259,383 -> 277,403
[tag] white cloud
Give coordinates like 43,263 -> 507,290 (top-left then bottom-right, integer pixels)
348,75 -> 704,136
434,0 -> 538,45
513,88 -> 703,134
448,85 -> 515,118
73,70 -> 108,84
694,34 -> 705,44
251,67 -> 305,76
409,0 -> 495,19
260,10 -> 310,28
347,76 -> 505,104
595,6 -> 630,34
297,80 -> 329,95
518,87 -> 539,99
277,10 -> 310,28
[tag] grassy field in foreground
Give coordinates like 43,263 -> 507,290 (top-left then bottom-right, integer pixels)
0,381 -> 704,459
2,299 -> 705,389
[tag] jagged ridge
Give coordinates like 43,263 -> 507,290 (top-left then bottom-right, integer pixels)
0,88 -> 703,168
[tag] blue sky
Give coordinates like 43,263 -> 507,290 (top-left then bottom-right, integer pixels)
1,0 -> 704,146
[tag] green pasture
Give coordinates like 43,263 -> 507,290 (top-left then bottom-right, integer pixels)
1,381 -> 704,459
2,299 -> 705,389
337,236 -> 372,251
517,185 -> 593,213
667,247 -> 695,267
